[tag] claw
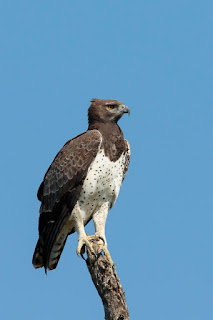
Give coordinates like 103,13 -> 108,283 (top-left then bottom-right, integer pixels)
98,236 -> 105,245
94,240 -> 115,267
76,237 -> 96,257
102,245 -> 115,267
76,234 -> 114,266
80,244 -> 86,260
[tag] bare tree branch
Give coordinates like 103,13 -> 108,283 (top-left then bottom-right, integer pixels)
86,245 -> 129,320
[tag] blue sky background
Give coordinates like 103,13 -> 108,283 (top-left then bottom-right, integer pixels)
1,1 -> 212,319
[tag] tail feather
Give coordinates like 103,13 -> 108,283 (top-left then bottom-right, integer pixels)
32,239 -> 44,269
33,186 -> 81,272
48,234 -> 69,270
32,233 -> 69,271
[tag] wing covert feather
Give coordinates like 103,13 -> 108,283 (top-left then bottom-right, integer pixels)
38,130 -> 102,213
35,130 -> 102,270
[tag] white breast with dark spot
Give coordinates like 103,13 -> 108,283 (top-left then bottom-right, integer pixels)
76,148 -> 127,223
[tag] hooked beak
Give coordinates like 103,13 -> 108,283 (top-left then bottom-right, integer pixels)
121,104 -> 130,115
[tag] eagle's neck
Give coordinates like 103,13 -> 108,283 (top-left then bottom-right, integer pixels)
88,121 -> 126,162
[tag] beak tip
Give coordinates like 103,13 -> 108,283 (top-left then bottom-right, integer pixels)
122,105 -> 130,115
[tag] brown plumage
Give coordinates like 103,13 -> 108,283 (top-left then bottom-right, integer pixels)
32,99 -> 130,272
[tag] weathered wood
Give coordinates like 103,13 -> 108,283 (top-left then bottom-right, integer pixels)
86,245 -> 129,320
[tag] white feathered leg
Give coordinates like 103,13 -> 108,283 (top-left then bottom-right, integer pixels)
73,202 -> 105,257
93,202 -> 114,266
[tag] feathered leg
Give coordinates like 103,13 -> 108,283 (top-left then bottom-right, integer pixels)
72,203 -> 100,256
93,202 -> 114,267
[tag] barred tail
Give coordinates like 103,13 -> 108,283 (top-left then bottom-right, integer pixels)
32,238 -> 44,269
32,231 -> 69,272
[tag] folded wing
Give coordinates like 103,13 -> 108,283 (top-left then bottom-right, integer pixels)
32,130 -> 102,271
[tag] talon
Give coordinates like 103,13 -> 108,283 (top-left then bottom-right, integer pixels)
80,244 -> 86,260
102,245 -> 115,267
80,253 -> 86,260
76,235 -> 100,259
97,248 -> 102,255
98,236 -> 105,245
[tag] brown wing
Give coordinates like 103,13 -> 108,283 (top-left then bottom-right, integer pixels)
32,130 -> 102,271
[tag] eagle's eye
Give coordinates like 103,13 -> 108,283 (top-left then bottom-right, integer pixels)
108,105 -> 115,110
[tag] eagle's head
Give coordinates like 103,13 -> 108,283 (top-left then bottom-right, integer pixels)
88,99 -> 130,125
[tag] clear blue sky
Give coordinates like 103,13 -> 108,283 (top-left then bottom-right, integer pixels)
1,1 -> 212,319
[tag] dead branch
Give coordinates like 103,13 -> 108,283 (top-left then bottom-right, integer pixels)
86,245 -> 129,320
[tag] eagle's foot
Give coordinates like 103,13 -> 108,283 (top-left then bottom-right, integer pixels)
76,236 -> 96,257
103,245 -> 115,267
87,235 -> 105,244
97,243 -> 115,268
76,235 -> 114,267
76,235 -> 104,258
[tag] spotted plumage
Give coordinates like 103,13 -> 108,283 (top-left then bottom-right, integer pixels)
32,99 -> 130,271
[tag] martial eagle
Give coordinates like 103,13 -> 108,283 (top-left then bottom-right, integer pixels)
32,99 -> 130,271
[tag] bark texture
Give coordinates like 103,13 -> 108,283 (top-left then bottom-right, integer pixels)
86,246 -> 129,320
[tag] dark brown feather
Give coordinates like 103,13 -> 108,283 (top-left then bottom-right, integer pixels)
33,130 -> 102,270
88,99 -> 129,162
88,122 -> 127,162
